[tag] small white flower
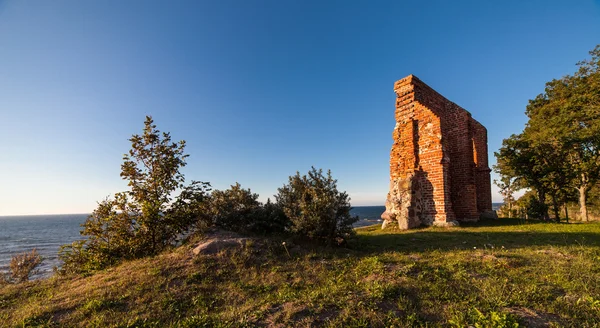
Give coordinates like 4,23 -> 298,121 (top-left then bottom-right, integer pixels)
473,247 -> 477,249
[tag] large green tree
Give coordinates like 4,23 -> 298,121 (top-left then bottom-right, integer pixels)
495,134 -> 556,220
524,46 -> 600,221
119,116 -> 197,254
60,116 -> 210,273
496,45 -> 600,221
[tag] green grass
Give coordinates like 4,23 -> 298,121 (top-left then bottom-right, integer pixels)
2,219 -> 600,327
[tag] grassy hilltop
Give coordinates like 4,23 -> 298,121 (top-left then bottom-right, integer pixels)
2,219 -> 600,327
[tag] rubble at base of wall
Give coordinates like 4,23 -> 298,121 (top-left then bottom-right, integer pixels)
380,219 -> 395,229
480,210 -> 498,220
380,218 -> 461,229
432,220 -> 460,227
381,172 -> 424,230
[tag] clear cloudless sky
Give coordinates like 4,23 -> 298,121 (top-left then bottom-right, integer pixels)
1,0 -> 599,215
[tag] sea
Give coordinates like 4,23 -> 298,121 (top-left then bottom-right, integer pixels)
0,204 -> 502,278
0,214 -> 88,278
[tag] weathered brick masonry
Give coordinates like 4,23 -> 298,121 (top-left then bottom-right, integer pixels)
381,75 -> 494,229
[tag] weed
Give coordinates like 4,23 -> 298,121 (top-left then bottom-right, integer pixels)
8,248 -> 43,283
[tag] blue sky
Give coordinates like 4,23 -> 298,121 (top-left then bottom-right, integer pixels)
1,0 -> 599,215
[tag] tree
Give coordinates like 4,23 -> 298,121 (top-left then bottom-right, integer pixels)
493,159 -> 520,217
495,45 -> 600,221
169,180 -> 213,230
120,116 -> 190,254
523,45 -> 600,221
60,116 -> 210,273
275,167 -> 357,245
514,190 -> 548,220
494,134 -> 550,219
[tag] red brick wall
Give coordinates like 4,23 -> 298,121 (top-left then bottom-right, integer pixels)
385,75 -> 492,227
471,119 -> 493,213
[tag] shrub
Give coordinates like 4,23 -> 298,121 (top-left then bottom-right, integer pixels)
204,183 -> 262,232
250,198 -> 289,234
276,167 -> 357,245
515,191 -> 549,220
8,249 -> 43,283
203,183 -> 288,234
59,240 -> 108,275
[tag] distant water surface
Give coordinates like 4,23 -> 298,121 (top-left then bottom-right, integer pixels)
352,206 -> 385,227
0,214 -> 88,277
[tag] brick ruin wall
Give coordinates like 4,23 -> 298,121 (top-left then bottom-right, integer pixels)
381,75 -> 493,229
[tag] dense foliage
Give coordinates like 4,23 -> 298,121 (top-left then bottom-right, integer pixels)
495,45 -> 600,221
58,117 -> 356,274
276,167 -> 358,245
203,168 -> 357,243
59,117 -> 210,273
201,183 -> 288,234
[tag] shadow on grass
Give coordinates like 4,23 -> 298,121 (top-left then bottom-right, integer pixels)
461,217 -> 544,227
352,218 -> 600,254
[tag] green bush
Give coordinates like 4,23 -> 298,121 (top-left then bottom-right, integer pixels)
203,183 -> 288,234
203,183 -> 262,232
250,198 -> 289,234
275,167 -> 357,245
515,191 -> 548,220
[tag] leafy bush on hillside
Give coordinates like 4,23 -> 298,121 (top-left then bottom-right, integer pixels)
203,183 -> 263,232
202,183 -> 288,234
252,198 -> 289,234
276,167 -> 357,245
200,168 -> 355,243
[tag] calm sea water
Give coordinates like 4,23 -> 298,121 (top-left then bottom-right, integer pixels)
351,206 -> 385,227
492,202 -> 503,211
0,204 -> 502,277
0,214 -> 88,277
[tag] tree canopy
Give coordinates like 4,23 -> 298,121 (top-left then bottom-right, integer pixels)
495,45 -> 600,221
60,116 -> 210,273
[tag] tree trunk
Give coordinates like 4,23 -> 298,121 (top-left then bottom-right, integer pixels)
552,197 -> 560,223
579,185 -> 588,222
538,189 -> 549,220
564,205 -> 569,223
